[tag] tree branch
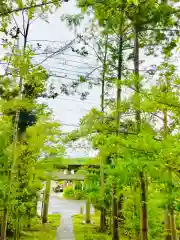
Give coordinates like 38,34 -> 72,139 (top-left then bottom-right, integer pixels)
0,0 -> 62,17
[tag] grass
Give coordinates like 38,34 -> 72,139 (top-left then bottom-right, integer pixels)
17,214 -> 60,240
73,213 -> 128,240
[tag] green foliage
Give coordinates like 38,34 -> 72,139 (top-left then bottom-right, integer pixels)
73,214 -> 128,240
0,0 -> 180,239
63,186 -> 85,200
64,1 -> 180,239
63,186 -> 74,199
8,214 -> 60,240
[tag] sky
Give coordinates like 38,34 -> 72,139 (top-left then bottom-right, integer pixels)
19,1 -> 101,158
1,1 -> 179,157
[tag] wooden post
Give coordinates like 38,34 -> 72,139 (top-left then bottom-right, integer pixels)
86,198 -> 91,224
42,177 -> 51,223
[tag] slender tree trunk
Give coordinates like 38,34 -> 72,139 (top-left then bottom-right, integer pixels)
14,213 -> 20,240
1,20 -> 29,239
132,185 -> 140,239
1,206 -> 8,240
112,185 -> 119,240
86,198 -> 91,224
118,194 -> 124,227
27,208 -> 31,228
42,177 -> 51,224
100,35 -> 108,232
163,109 -> 177,240
171,210 -> 177,240
109,209 -> 112,233
134,25 -> 148,240
112,3 -> 124,236
168,169 -> 177,240
164,209 -> 171,240
163,111 -> 171,240
139,171 -> 148,240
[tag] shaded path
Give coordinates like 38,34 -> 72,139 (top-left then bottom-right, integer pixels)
38,194 -> 94,240
56,214 -> 74,240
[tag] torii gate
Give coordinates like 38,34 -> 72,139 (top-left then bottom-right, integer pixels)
40,157 -> 100,222
52,157 -> 100,181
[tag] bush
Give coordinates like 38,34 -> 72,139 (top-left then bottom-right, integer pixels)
63,186 -> 85,200
74,189 -> 85,200
63,186 -> 74,199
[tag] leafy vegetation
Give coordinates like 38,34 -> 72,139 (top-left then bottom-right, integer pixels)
64,1 -> 180,240
0,0 -> 180,240
10,214 -> 60,240
63,185 -> 85,200
73,213 -> 128,240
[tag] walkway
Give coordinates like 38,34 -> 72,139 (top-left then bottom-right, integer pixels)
57,213 -> 74,240
37,193 -> 94,240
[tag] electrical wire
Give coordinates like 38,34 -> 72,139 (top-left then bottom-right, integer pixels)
34,51 -> 97,59
47,66 -> 100,76
44,56 -> 100,68
57,96 -> 98,104
48,70 -> 98,78
48,74 -> 100,83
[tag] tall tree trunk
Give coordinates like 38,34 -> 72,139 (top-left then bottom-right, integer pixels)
86,198 -> 91,224
1,20 -> 29,239
112,2 -> 124,237
1,206 -> 8,240
100,35 -> 108,232
14,213 -> 20,240
134,25 -> 148,240
164,209 -> 171,240
42,177 -> 51,224
167,169 -> 177,240
163,109 -> 177,240
163,109 -> 171,240
171,210 -> 177,240
112,184 -> 119,240
139,171 -> 148,240
27,208 -> 31,228
118,194 -> 124,227
109,209 -> 112,233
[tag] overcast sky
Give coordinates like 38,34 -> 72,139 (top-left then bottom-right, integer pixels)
1,1 -> 179,158
24,1 -> 101,157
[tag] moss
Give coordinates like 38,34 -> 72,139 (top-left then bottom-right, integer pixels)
14,214 -> 60,240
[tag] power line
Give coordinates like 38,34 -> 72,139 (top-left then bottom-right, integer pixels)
35,57 -> 98,69
57,96 -> 98,104
47,66 -> 100,77
61,123 -> 79,127
66,107 -> 90,112
49,69 -> 99,78
37,39 -> 76,65
37,56 -> 100,68
58,94 -> 98,102
34,51 -> 97,59
28,39 -> 71,43
49,74 -> 100,82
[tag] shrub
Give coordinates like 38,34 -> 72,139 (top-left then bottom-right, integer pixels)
63,186 -> 74,199
63,186 -> 85,200
74,189 -> 85,200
